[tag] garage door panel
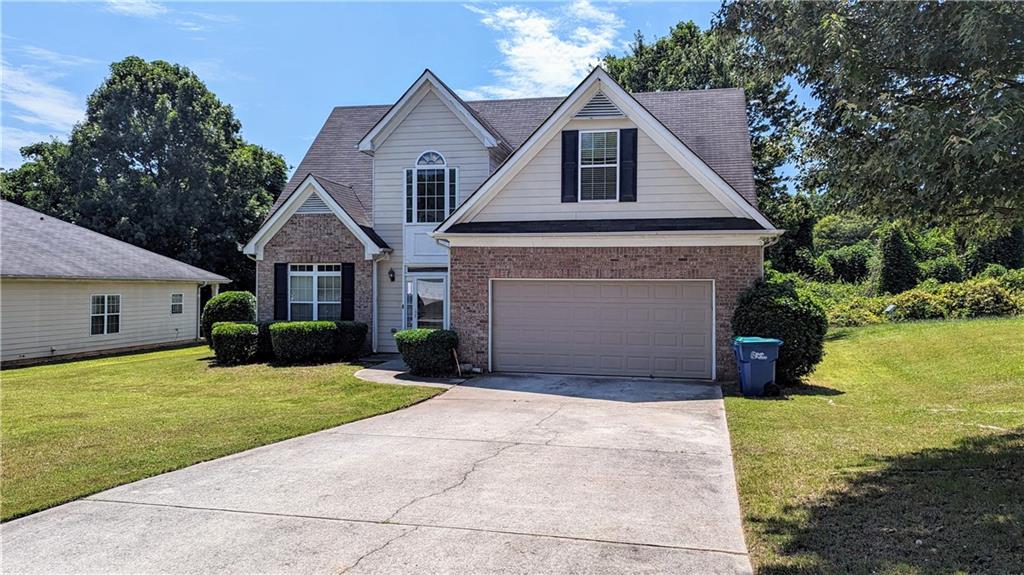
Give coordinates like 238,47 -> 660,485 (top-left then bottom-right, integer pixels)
493,280 -> 713,379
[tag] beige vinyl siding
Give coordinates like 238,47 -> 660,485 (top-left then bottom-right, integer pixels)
1,279 -> 200,362
372,88 -> 492,352
471,118 -> 734,222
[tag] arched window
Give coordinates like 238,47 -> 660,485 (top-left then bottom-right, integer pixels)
406,151 -> 458,223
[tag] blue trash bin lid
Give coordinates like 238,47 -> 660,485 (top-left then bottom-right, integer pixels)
733,336 -> 783,345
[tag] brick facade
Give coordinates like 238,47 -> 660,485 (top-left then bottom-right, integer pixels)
449,245 -> 763,381
256,214 -> 372,326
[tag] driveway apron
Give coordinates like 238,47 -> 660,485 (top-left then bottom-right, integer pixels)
2,373 -> 751,574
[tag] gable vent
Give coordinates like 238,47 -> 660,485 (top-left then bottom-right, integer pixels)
575,91 -> 624,118
296,193 -> 331,214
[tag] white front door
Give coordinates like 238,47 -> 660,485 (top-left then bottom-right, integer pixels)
404,273 -> 448,330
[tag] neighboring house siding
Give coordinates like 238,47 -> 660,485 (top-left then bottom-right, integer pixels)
448,245 -> 763,381
255,213 -> 372,327
0,279 -> 200,363
470,118 -> 734,222
372,88 -> 492,352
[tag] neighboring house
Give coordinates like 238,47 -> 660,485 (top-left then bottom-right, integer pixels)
0,201 -> 229,364
244,68 -> 781,380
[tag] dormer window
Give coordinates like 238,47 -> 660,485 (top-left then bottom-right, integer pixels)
406,151 -> 458,223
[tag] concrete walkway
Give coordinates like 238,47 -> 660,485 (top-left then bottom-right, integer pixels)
2,373 -> 751,574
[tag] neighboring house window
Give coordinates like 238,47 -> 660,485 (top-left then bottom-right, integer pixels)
170,293 -> 184,314
405,152 -> 458,223
90,294 -> 120,335
579,130 -> 619,201
288,264 -> 342,320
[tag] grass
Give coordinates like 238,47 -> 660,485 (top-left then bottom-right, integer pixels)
725,317 -> 1024,574
0,345 -> 442,521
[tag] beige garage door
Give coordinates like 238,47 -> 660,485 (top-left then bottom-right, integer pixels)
492,280 -> 713,379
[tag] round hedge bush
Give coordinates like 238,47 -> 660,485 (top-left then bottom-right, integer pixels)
919,255 -> 964,283
394,329 -> 459,376
732,280 -> 828,384
202,291 -> 256,346
938,279 -> 1020,319
822,242 -> 874,283
269,321 -> 341,363
211,322 -> 259,365
889,290 -> 947,321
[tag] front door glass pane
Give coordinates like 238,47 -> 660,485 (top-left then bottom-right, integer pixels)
416,278 -> 445,329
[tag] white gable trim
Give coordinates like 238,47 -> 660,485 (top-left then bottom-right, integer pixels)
435,68 -> 775,233
357,69 -> 502,154
439,230 -> 782,248
242,175 -> 387,260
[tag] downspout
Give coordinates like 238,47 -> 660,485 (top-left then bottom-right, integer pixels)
196,282 -> 207,340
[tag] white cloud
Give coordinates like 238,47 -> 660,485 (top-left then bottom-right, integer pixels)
103,0 -> 169,18
1,126 -> 58,169
1,63 -> 84,132
18,46 -> 99,67
461,0 -> 623,99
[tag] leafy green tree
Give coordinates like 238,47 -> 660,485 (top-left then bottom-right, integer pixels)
0,57 -> 286,288
720,1 -> 1024,229
876,223 -> 919,294
604,22 -> 803,211
764,195 -> 818,276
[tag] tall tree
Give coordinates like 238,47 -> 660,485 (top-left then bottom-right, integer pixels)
721,1 -> 1024,229
1,56 -> 286,288
604,22 -> 803,213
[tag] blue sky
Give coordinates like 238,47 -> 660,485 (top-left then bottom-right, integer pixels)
2,1 -> 723,171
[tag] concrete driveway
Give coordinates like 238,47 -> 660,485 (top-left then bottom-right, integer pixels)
2,373 -> 751,574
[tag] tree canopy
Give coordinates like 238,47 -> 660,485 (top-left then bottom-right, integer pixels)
1,56 -> 286,288
720,0 -> 1024,229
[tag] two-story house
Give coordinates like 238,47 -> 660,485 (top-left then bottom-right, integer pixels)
243,67 -> 781,380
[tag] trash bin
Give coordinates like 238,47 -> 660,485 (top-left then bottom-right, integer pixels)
732,337 -> 783,397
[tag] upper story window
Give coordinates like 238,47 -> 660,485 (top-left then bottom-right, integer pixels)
406,151 -> 458,224
579,130 -> 618,201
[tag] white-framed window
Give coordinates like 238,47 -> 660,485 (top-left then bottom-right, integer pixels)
405,151 -> 458,223
288,264 -> 342,320
579,130 -> 619,201
170,293 -> 184,315
90,294 -> 121,335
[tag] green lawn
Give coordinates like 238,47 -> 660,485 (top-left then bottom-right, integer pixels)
0,346 -> 442,521
726,318 -> 1024,574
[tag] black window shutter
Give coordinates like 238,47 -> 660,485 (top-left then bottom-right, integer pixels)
341,263 -> 355,321
619,128 -> 638,202
561,130 -> 578,203
273,263 -> 289,320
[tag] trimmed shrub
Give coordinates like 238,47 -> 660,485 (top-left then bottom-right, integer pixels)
919,255 -> 965,283
211,322 -> 259,365
732,279 -> 828,384
889,290 -> 948,321
875,224 -> 918,294
822,242 -> 874,283
202,291 -> 256,346
394,329 -> 459,376
938,280 -> 1020,319
335,321 -> 369,360
977,263 -> 1008,279
1002,268 -> 1024,294
255,321 -> 277,359
270,321 -> 341,363
825,296 -> 890,328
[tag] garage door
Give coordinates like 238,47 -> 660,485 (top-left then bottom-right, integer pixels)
492,280 -> 713,379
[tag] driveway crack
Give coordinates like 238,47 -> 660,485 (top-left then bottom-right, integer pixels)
383,442 -> 517,523
338,525 -> 418,573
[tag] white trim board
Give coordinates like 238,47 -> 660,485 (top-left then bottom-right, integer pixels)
358,69 -> 503,154
440,230 -> 781,248
486,277 -> 717,380
242,175 -> 388,261
435,67 -> 776,233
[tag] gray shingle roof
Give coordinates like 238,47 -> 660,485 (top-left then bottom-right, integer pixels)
267,87 -> 756,223
1,201 -> 230,283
